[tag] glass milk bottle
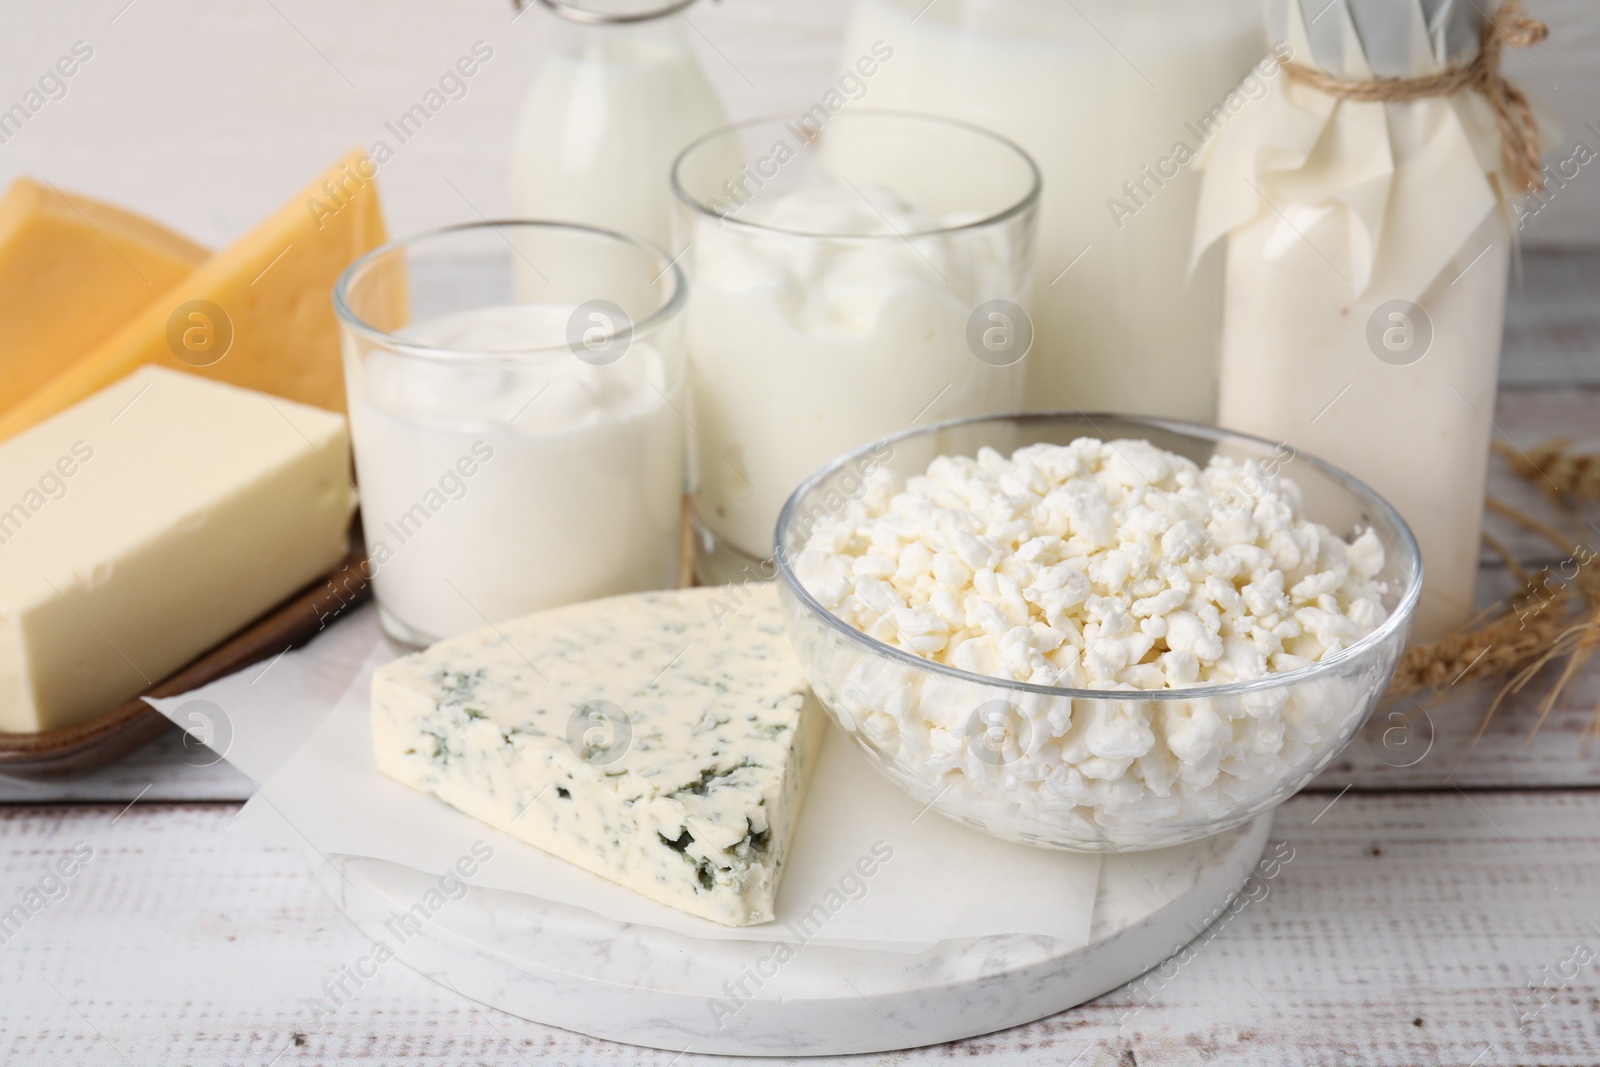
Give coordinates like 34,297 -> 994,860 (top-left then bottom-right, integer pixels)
840,0 -> 1264,421
1194,0 -> 1548,642
511,0 -> 729,251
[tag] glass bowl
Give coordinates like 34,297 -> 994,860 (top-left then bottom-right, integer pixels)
774,413 -> 1422,852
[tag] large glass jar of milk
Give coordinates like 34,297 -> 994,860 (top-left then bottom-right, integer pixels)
1193,0 -> 1547,643
335,221 -> 688,647
511,0 -> 729,252
672,111 -> 1040,583
840,0 -> 1264,420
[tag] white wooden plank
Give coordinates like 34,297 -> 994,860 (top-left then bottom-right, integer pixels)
1507,0 -> 1600,249
1480,387 -> 1600,564
1314,671 -> 1600,791
0,728 -> 254,806
0,0 -> 856,249
0,793 -> 1597,1065
1309,557 -> 1600,790
1502,250 -> 1600,387
1,1 -> 1597,249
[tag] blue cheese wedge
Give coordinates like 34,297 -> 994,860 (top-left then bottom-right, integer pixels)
371,584 -> 824,927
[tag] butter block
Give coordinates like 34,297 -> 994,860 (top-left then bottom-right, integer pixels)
373,585 -> 825,926
0,149 -> 387,440
0,366 -> 356,732
0,177 -> 208,411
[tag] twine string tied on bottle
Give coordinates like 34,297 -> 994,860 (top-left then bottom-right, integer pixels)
1282,0 -> 1549,192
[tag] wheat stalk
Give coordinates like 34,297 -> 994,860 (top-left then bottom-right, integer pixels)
1388,439 -> 1600,750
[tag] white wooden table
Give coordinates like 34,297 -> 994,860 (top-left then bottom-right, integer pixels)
3,0 -> 1598,1059
2,252 -> 1597,1066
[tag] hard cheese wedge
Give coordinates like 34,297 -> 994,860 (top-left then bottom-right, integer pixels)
372,585 -> 826,927
0,177 -> 208,409
0,366 -> 356,732
0,149 -> 386,441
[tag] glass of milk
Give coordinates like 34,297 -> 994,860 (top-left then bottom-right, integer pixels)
511,0 -> 729,253
334,221 -> 687,647
671,110 -> 1040,584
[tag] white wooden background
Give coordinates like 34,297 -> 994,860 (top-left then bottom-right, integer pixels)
2,1 -> 1600,1064
1,0 -> 1599,249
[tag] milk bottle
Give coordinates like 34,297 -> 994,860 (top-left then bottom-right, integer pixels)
512,0 -> 729,251
840,0 -> 1264,420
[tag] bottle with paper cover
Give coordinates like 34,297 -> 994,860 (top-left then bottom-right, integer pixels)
1193,0 -> 1554,642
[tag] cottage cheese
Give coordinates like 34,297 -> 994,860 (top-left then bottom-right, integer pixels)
790,438 -> 1391,839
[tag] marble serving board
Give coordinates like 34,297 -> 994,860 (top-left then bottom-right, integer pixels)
304,815 -> 1273,1056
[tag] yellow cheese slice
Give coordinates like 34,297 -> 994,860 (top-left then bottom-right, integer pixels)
0,149 -> 387,440
0,178 -> 208,409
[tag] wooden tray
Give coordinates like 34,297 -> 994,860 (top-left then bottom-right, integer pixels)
0,538 -> 371,779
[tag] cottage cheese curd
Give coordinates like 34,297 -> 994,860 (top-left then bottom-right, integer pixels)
790,437 -> 1391,838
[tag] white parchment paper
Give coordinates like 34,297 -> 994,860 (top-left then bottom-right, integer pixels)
148,605 -> 1100,950
1194,0 -> 1558,300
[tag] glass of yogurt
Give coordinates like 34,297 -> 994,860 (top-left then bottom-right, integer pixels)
334,221 -> 687,647
671,110 -> 1041,584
